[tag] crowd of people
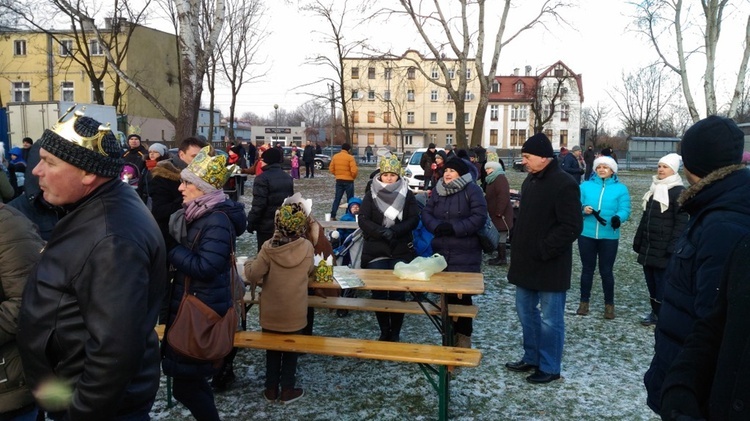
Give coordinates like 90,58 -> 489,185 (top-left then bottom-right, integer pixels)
1,112 -> 749,420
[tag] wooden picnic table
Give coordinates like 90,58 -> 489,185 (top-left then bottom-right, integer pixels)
316,220 -> 359,230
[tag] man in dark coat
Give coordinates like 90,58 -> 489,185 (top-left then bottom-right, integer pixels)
246,141 -> 257,167
122,133 -> 148,173
660,232 -> 750,420
18,111 -> 165,420
302,140 -> 316,178
505,133 -> 582,384
247,147 -> 294,250
419,143 -> 437,190
644,115 -> 750,415
583,145 -> 595,180
560,145 -> 584,183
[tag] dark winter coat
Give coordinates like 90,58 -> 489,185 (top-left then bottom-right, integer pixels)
560,152 -> 584,181
122,145 -> 149,172
18,179 -> 166,419
7,143 -> 60,240
645,165 -> 750,414
422,180 -> 486,273
632,185 -> 688,269
507,158 -> 582,292
359,182 -> 420,267
162,200 -> 247,379
420,149 -> 436,182
302,145 -> 315,164
149,159 -> 184,239
246,163 -> 294,236
485,173 -> 514,233
660,232 -> 750,420
0,204 -> 43,414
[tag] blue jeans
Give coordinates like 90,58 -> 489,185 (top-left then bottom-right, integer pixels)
515,286 -> 566,374
643,266 -> 666,303
578,236 -> 619,305
331,181 -> 354,219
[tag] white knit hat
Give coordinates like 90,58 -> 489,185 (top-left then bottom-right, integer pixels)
658,153 -> 682,174
593,156 -> 618,174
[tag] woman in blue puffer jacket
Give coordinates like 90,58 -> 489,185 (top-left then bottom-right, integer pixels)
576,156 -> 631,320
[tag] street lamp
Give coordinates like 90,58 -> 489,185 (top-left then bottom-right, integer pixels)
273,104 -> 279,145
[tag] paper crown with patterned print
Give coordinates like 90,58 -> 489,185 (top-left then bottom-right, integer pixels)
183,146 -> 232,190
38,105 -> 123,177
275,202 -> 308,238
379,155 -> 402,175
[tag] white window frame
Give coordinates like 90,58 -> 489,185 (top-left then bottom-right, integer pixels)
446,134 -> 453,145
407,111 -> 415,124
431,67 -> 439,79
352,90 -> 360,100
464,113 -> 471,123
90,80 -> 104,102
491,80 -> 499,93
404,135 -> 413,145
407,89 -> 415,102
446,112 -> 454,124
519,105 -> 528,120
466,68 -> 471,79
384,90 -> 391,101
465,90 -> 473,101
490,105 -> 499,121
12,81 -> 30,102
89,39 -> 104,56
368,90 -> 375,101
61,81 -> 74,102
448,68 -> 455,79
514,81 -> 524,93
59,40 -> 74,56
560,103 -> 570,120
384,67 -> 392,80
429,112 -> 438,124
430,90 -> 438,101
14,40 -> 26,56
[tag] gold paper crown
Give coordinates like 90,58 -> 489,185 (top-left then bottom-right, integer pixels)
52,105 -> 113,156
185,146 -> 231,189
379,155 -> 402,176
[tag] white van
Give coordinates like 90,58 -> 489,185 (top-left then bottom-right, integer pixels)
403,147 -> 444,189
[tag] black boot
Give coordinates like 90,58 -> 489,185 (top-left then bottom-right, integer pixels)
640,298 -> 660,326
211,347 -> 237,392
488,244 -> 507,266
388,313 -> 404,342
375,312 -> 390,341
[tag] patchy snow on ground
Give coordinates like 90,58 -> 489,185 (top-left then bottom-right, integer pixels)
151,164 -> 661,420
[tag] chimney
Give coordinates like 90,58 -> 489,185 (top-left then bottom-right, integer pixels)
513,68 -> 519,76
525,65 -> 532,76
104,17 -> 112,30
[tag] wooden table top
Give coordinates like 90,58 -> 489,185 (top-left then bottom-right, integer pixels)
317,220 -> 359,230
310,269 -> 484,295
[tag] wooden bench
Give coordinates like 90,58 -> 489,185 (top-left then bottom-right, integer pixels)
155,325 -> 481,421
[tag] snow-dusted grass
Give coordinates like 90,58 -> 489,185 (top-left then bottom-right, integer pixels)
152,164 -> 660,420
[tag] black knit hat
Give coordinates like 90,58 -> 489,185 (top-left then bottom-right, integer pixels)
443,157 -> 469,176
681,115 -> 744,177
262,147 -> 283,164
522,133 -> 554,158
38,110 -> 123,178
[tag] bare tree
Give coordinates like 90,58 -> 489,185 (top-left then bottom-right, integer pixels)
528,66 -> 579,134
632,0 -> 750,121
377,0 -> 570,149
582,102 -> 611,149
218,0 -> 268,140
609,65 -> 681,136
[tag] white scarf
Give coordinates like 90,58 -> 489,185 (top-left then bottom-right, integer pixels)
642,173 -> 684,213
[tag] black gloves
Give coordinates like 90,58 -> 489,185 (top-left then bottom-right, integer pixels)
660,387 -> 705,421
380,228 -> 394,241
590,209 -> 607,226
434,223 -> 455,237
610,215 -> 621,229
165,234 -> 180,253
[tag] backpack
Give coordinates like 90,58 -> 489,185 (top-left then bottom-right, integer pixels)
412,192 -> 434,257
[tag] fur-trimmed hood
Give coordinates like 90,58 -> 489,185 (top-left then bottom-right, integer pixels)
679,164 -> 746,205
679,165 -> 750,217
150,160 -> 182,182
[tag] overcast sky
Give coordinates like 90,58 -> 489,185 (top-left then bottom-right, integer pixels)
151,1 -> 748,129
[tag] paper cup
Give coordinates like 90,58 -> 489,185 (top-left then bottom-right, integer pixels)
324,213 -> 331,221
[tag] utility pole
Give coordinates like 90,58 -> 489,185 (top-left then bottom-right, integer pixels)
328,83 -> 335,153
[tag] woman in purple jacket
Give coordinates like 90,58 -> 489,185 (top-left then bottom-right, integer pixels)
421,157 -> 487,348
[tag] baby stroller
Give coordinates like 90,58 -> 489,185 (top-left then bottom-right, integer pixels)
332,228 -> 364,316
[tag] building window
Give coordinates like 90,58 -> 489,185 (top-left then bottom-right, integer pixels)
351,66 -> 359,79
402,135 -> 412,145
490,105 -> 499,121
89,40 -> 104,56
519,105 -> 528,120
560,103 -> 570,121
352,132 -> 359,144
544,129 -> 553,140
14,40 -> 26,56
446,112 -> 454,124
491,80 -> 499,93
383,132 -> 391,144
407,89 -> 414,102
407,67 -> 415,79
12,81 -> 30,102
352,90 -> 360,100
60,39 -> 74,56
383,111 -> 391,124
367,133 -> 375,145
466,68 -> 471,79
61,81 -> 74,102
407,111 -> 415,124
560,129 -> 568,148
465,90 -> 473,101
367,111 -> 375,123
384,68 -> 392,80
368,67 -> 375,79
543,104 -> 553,120
352,111 -> 359,123
91,81 -> 104,102
430,90 -> 438,101
464,113 -> 471,123
430,112 -> 438,124
448,68 -> 455,79
510,129 -> 526,147
430,134 -> 437,144
384,90 -> 391,101
447,90 -> 453,102
431,67 -> 439,79
511,106 -> 519,121
490,129 -> 498,146
446,134 -> 453,145
514,81 -> 523,93
368,90 -> 375,101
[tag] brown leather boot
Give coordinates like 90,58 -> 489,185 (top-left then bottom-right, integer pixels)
604,304 -> 615,319
576,302 -> 589,315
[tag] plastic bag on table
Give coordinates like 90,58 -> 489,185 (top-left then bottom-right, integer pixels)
393,254 -> 448,281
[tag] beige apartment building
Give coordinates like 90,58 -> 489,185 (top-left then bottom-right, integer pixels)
0,20 -> 180,142
343,50 -> 481,154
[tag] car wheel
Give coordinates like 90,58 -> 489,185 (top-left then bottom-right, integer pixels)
314,160 -> 324,170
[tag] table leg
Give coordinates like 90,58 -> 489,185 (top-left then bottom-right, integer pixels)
441,293 -> 453,346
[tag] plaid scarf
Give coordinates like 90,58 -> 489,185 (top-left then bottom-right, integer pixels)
434,173 -> 473,197
371,176 -> 409,228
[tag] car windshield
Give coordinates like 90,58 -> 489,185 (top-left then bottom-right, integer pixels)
409,152 -> 423,165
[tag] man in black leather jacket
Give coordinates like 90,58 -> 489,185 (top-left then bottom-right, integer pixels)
17,110 -> 166,420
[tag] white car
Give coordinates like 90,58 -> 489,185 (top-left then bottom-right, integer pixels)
403,147 -> 444,189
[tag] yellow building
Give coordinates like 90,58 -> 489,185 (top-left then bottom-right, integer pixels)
0,20 -> 180,142
343,50 -> 481,154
